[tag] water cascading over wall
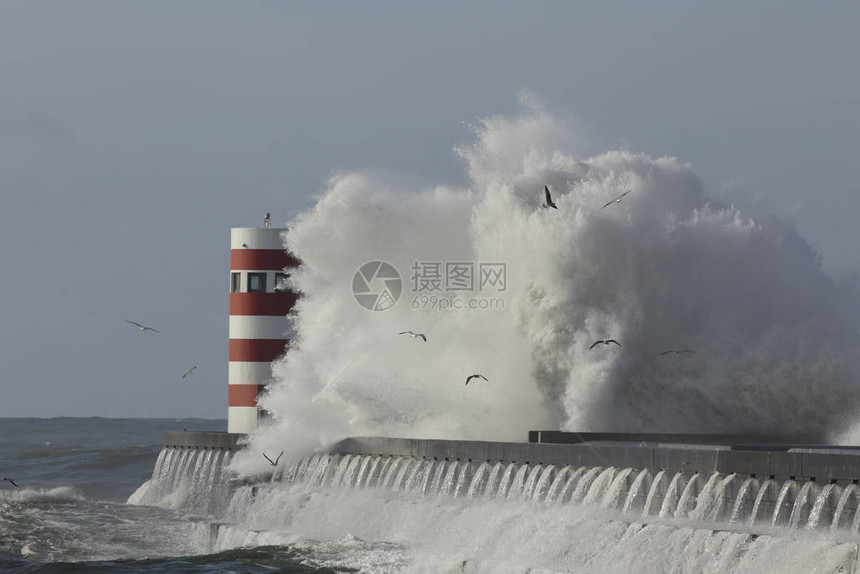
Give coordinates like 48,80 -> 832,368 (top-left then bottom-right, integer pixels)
133,433 -> 860,536
251,452 -> 860,532
128,445 -> 237,515
129,435 -> 860,570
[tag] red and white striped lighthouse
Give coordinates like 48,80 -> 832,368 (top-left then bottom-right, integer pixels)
228,225 -> 299,434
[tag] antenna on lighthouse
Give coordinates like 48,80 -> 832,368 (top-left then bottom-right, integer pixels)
264,212 -> 271,228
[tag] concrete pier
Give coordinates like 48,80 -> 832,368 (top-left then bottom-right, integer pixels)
330,434 -> 860,485
163,430 -> 860,484
163,430 -> 860,528
325,433 -> 860,527
163,431 -> 244,450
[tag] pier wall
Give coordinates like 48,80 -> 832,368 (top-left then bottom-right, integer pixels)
162,430 -> 860,528
162,431 -> 243,450
329,434 -> 860,485
162,430 -> 860,484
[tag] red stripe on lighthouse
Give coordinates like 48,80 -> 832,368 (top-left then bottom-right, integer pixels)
229,384 -> 265,407
230,249 -> 299,270
229,339 -> 289,362
229,293 -> 298,316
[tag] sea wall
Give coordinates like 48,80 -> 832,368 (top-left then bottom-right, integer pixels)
330,434 -> 860,485
159,430 -> 860,485
321,433 -> 860,530
156,430 -> 860,530
162,431 -> 243,450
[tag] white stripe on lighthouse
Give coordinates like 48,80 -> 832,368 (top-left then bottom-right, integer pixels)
229,315 -> 288,340
228,407 -> 259,433
228,361 -> 274,385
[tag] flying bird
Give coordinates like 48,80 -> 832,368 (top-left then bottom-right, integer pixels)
181,366 -> 197,378
2,477 -> 18,487
660,349 -> 695,356
465,374 -> 488,385
589,339 -> 623,349
125,320 -> 160,333
542,186 -> 558,209
600,189 -> 632,209
399,331 -> 427,342
262,451 -> 284,466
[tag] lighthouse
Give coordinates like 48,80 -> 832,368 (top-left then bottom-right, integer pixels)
228,222 -> 299,433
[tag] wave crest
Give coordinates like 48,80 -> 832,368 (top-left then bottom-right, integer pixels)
239,101 -> 860,471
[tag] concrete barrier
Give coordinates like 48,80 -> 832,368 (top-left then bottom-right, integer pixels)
161,431 -> 860,483
162,430 -> 860,528
329,435 -> 860,484
162,431 -> 244,450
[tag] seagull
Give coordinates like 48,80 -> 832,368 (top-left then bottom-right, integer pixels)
2,477 -> 18,487
589,339 -> 623,349
542,186 -> 558,209
125,320 -> 160,333
600,189 -> 632,209
262,451 -> 284,466
660,349 -> 695,356
399,331 -> 427,342
181,366 -> 197,378
465,374 -> 488,385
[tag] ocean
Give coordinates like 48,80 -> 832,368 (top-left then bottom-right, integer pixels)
0,417 -> 346,573
4,417 -> 860,573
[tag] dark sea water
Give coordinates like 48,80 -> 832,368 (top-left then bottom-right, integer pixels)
0,418 -> 346,573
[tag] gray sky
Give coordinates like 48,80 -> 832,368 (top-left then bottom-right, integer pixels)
2,1 -> 858,418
